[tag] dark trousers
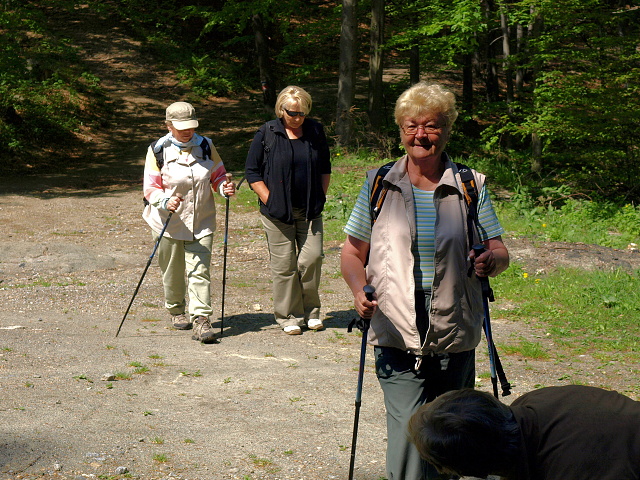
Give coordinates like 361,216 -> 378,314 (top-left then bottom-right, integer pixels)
374,346 -> 475,480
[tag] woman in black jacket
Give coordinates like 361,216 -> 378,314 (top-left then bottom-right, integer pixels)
245,86 -> 331,335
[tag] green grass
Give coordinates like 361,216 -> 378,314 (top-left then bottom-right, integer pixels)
492,264 -> 640,362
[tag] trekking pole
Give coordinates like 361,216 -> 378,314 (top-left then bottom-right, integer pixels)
220,173 -> 232,337
347,284 -> 375,480
115,212 -> 172,337
472,244 -> 504,399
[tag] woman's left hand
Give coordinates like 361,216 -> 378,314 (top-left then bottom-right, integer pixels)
471,248 -> 495,277
469,236 -> 510,278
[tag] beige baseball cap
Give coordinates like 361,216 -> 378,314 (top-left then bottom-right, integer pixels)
166,102 -> 199,130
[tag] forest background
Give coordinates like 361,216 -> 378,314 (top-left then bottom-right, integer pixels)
2,0 -> 640,398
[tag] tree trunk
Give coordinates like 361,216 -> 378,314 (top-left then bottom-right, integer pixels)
409,45 -> 420,84
368,0 -> 385,131
336,0 -> 358,146
252,14 -> 276,111
529,7 -> 544,173
483,0 -> 500,102
515,22 -> 526,93
500,7 -> 514,108
531,130 -> 542,173
462,53 -> 474,113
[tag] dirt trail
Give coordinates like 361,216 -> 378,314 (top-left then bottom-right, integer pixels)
2,4 -> 640,480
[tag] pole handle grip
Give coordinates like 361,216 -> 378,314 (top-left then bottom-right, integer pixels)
363,285 -> 375,302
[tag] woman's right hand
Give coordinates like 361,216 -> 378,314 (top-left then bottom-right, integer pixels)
354,288 -> 377,319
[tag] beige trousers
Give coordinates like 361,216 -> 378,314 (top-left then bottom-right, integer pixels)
153,231 -> 214,320
261,210 -> 324,328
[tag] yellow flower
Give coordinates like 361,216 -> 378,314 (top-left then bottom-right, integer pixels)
523,273 -> 529,278
542,223 -> 547,228
535,278 -> 541,283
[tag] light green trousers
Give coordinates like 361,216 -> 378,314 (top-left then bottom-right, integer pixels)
261,210 -> 324,328
153,231 -> 214,320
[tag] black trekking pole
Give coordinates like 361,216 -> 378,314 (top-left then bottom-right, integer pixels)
115,212 -> 172,337
347,284 -> 375,480
473,244 -> 511,399
220,173 -> 232,337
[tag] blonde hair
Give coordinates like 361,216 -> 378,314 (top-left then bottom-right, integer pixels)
394,82 -> 458,128
275,85 -> 312,118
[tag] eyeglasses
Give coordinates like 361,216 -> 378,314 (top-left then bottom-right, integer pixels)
401,124 -> 444,135
285,109 -> 306,117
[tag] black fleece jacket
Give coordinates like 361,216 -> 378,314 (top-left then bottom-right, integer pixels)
244,117 -> 331,224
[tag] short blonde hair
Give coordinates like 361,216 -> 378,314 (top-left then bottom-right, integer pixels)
275,85 -> 312,118
394,83 -> 458,128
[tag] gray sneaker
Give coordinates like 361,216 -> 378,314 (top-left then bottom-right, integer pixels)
192,316 -> 217,343
171,313 -> 192,330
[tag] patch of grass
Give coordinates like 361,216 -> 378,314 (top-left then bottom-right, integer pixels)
249,454 -> 273,467
493,265 -> 640,362
152,453 -> 168,462
114,371 -> 132,380
501,339 -> 549,360
150,436 -> 164,444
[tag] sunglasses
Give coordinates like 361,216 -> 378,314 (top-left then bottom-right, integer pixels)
285,109 -> 306,117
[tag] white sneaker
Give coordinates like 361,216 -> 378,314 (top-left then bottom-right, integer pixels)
307,319 -> 324,331
283,325 -> 302,335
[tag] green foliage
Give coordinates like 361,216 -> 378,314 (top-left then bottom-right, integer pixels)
0,2 -> 107,173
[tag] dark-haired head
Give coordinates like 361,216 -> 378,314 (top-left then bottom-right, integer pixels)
408,389 -> 521,478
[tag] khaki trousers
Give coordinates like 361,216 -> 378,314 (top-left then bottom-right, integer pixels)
261,210 -> 324,328
153,231 -> 214,319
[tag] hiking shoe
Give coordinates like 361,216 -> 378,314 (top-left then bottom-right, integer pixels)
307,319 -> 324,331
192,316 -> 217,343
171,313 -> 192,330
283,325 -> 302,335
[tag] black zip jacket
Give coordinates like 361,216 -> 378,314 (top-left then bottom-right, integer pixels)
244,117 -> 331,224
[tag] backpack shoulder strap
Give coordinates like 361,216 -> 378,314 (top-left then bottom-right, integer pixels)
456,162 -> 480,258
456,163 -> 478,222
150,140 -> 164,169
199,137 -> 211,160
369,160 -> 396,225
261,120 -> 278,154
